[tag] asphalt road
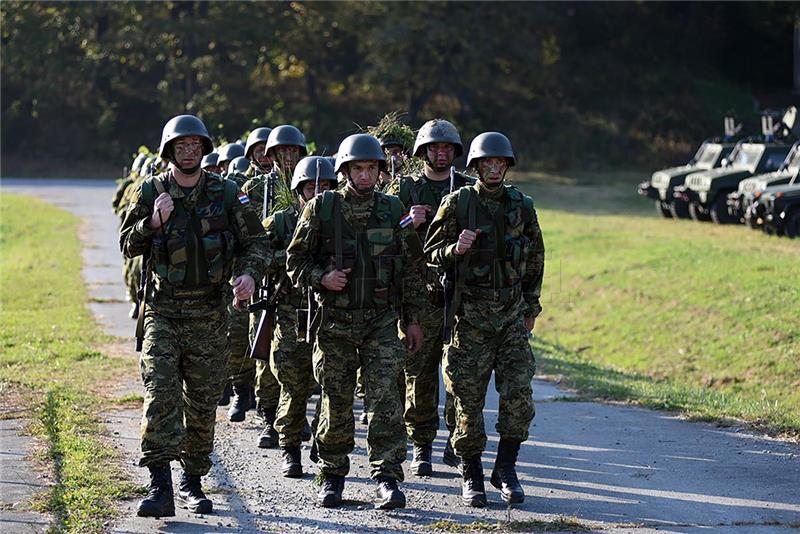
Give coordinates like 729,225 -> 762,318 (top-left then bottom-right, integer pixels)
3,178 -> 799,534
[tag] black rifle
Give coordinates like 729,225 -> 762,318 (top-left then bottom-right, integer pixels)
135,208 -> 164,351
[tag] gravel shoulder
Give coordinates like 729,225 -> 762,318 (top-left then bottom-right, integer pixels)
3,178 -> 799,534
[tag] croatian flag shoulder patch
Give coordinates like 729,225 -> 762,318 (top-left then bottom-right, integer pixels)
399,213 -> 413,229
237,193 -> 250,205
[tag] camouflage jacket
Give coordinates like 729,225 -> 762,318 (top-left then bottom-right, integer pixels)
286,186 -> 426,324
119,170 -> 270,317
424,181 -> 545,318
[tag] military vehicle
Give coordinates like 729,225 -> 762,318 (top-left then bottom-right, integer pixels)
638,117 -> 739,218
752,170 -> 800,237
728,140 -> 800,225
675,108 -> 796,223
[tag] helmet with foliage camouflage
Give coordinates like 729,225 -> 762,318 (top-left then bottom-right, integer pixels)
131,153 -> 148,174
467,132 -> 516,168
158,115 -> 214,159
290,156 -> 337,190
413,119 -> 463,158
335,134 -> 386,173
266,125 -> 308,156
201,152 -> 219,169
217,142 -> 245,164
245,127 -> 273,158
228,156 -> 251,175
365,112 -> 415,153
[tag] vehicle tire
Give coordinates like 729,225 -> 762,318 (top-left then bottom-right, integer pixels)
669,200 -> 691,219
655,201 -> 672,218
709,195 -> 737,225
785,210 -> 800,239
688,202 -> 711,222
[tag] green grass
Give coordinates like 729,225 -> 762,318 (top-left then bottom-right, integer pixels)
507,171 -> 800,437
0,193 -> 138,533
426,516 -> 591,532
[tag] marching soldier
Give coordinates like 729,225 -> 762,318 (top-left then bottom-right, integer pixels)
120,115 -> 269,517
386,118 -> 473,476
243,124 -> 308,448
286,134 -> 425,509
424,131 -> 544,507
261,156 -> 337,478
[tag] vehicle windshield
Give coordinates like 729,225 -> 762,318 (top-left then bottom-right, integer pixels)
729,144 -> 764,169
695,143 -> 722,168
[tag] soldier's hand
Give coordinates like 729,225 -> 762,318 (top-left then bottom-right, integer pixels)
232,274 -> 256,301
322,268 -> 351,291
454,229 -> 479,255
410,205 -> 432,228
149,193 -> 174,229
524,315 -> 536,332
406,323 -> 423,354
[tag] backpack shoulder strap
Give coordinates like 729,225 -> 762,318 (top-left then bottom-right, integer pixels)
455,186 -> 475,230
223,178 -> 238,211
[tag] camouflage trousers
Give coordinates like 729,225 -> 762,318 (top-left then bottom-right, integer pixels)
443,293 -> 536,459
227,303 -> 255,388
400,301 -> 456,445
251,312 -> 280,414
270,303 -> 316,448
314,307 -> 406,481
138,307 -> 229,475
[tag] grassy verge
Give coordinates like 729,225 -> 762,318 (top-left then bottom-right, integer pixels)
510,170 -> 800,438
426,516 -> 592,532
0,193 -> 139,532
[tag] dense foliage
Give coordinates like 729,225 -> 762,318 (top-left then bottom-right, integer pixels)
1,1 -> 797,169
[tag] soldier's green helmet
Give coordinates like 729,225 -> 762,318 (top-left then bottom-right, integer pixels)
158,115 -> 214,159
201,152 -> 219,169
131,153 -> 148,174
413,119 -> 463,158
245,127 -> 273,158
218,142 -> 245,164
266,125 -> 308,156
466,132 -> 516,168
228,156 -> 251,175
335,134 -> 386,173
290,156 -> 337,191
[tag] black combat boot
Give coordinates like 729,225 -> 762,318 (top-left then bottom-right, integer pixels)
227,385 -> 251,422
358,409 -> 369,425
318,474 -> 345,508
136,464 -> 175,517
257,409 -> 279,449
374,477 -> 406,510
490,438 -> 525,504
443,434 -> 461,470
218,382 -> 232,406
177,472 -> 213,514
301,418 -> 313,442
281,446 -> 303,478
461,455 -> 487,508
411,443 -> 433,476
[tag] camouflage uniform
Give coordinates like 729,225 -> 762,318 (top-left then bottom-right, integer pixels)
117,171 -> 149,306
119,170 -> 269,475
286,188 -> 425,481
424,181 -> 545,459
243,171 -> 283,416
263,204 -> 316,447
386,171 -> 474,447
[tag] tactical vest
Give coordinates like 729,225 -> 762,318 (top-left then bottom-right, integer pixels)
455,185 -> 534,289
316,190 -> 404,309
142,172 -> 238,289
401,171 -> 474,236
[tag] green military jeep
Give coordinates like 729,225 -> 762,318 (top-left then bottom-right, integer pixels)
638,117 -> 738,218
676,108 -> 796,224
